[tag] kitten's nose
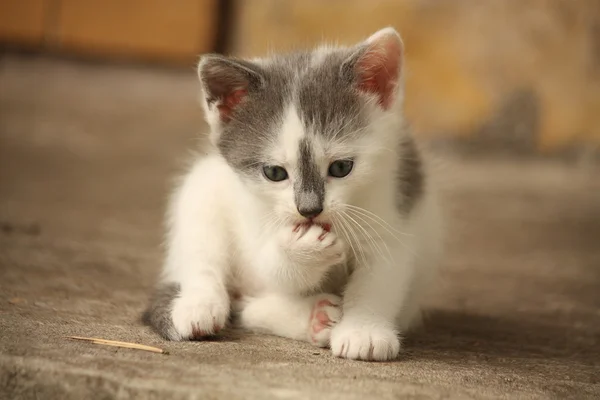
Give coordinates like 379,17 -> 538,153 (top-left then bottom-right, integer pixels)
297,205 -> 323,219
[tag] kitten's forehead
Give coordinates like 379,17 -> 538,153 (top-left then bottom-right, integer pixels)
296,49 -> 366,138
278,105 -> 306,163
263,48 -> 367,137
277,104 -> 329,162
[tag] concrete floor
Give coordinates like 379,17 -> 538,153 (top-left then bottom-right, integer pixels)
1,55 -> 599,399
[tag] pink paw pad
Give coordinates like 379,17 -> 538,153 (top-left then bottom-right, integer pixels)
308,297 -> 342,347
312,311 -> 331,333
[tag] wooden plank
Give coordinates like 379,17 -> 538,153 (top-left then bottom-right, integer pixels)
55,0 -> 218,63
0,0 -> 49,45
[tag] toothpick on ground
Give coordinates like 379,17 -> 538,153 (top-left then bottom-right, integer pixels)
67,336 -> 169,355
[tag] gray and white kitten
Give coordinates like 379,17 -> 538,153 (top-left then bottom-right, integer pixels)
144,28 -> 443,361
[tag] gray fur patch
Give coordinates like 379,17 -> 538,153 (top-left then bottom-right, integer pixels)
216,62 -> 288,176
201,49 -> 371,180
396,135 -> 424,214
209,53 -> 313,177
297,50 -> 367,139
142,282 -> 180,340
295,137 -> 325,215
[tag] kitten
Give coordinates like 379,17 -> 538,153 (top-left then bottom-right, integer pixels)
143,27 -> 443,361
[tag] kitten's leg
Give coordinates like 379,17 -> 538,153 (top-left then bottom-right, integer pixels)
145,165 -> 231,341
145,264 -> 230,342
330,249 -> 413,361
236,293 -> 342,347
167,267 -> 230,341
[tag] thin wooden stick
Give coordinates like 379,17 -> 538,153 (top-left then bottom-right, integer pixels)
67,336 -> 169,355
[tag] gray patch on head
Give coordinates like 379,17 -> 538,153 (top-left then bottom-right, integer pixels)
216,65 -> 287,176
396,135 -> 424,214
295,137 -> 325,215
142,282 -> 180,341
209,49 -> 370,179
297,50 -> 367,139
213,53 -> 312,177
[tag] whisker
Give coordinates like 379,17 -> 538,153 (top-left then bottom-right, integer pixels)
331,213 -> 360,267
335,211 -> 368,267
343,204 -> 413,237
340,209 -> 392,263
342,207 -> 417,258
339,209 -> 389,264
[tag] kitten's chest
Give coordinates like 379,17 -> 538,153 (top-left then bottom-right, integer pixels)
228,213 -> 271,295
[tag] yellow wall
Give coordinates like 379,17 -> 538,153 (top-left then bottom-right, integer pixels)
231,0 -> 600,152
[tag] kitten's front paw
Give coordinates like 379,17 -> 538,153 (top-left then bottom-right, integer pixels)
330,321 -> 400,361
285,223 -> 345,266
309,294 -> 342,348
171,290 -> 230,340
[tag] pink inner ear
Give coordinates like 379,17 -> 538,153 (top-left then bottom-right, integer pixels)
217,89 -> 247,121
356,38 -> 402,110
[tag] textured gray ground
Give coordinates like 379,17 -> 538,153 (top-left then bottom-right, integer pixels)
1,55 -> 599,399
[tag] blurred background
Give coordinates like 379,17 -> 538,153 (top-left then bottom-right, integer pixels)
2,0 -> 600,154
1,2 -> 599,398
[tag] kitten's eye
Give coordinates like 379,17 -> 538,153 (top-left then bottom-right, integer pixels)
328,159 -> 354,178
262,165 -> 288,182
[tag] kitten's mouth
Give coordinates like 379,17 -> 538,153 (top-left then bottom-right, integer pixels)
293,220 -> 331,232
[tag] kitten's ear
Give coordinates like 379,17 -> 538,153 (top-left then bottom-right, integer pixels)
343,27 -> 404,110
197,55 -> 264,122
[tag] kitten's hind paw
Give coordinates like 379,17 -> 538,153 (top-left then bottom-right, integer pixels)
309,294 -> 342,348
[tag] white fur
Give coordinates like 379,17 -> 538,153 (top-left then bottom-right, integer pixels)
161,28 -> 443,360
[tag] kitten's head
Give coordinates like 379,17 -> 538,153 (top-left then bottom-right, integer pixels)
198,28 -> 405,226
